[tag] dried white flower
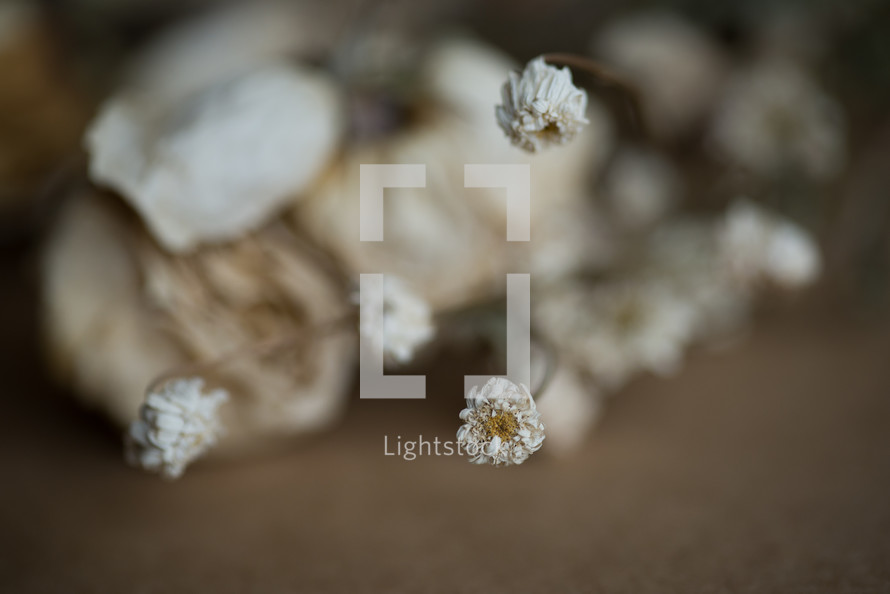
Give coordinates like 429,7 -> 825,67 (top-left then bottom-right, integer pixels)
496,56 -> 589,153
457,377 -> 545,466
711,60 -> 845,179
536,279 -> 696,390
86,64 -> 343,252
359,276 -> 434,365
425,38 -> 614,193
720,199 -> 821,289
125,378 -> 228,479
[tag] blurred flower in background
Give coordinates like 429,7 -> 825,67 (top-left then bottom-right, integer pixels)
719,198 -> 821,289
711,59 -> 846,180
357,274 -> 434,365
592,11 -> 727,139
536,279 -> 697,391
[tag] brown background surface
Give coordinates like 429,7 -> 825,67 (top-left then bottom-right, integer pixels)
1,247 -> 890,593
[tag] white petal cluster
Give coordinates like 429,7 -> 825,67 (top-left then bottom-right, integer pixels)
359,276 -> 435,365
457,378 -> 545,466
536,280 -> 696,390
496,57 -> 589,153
711,60 -> 845,180
125,378 -> 228,479
720,199 -> 821,289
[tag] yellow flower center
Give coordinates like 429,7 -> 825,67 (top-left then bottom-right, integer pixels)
538,121 -> 562,142
482,410 -> 520,441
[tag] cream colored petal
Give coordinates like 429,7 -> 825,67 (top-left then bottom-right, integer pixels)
87,64 -> 343,252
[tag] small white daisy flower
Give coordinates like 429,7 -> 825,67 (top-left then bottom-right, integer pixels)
125,377 -> 228,479
359,276 -> 435,365
720,199 -> 821,289
457,377 -> 545,466
496,56 -> 589,153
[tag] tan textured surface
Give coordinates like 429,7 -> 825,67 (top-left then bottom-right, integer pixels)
1,248 -> 889,593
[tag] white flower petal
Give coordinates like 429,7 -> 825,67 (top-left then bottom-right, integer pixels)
359,275 -> 435,365
496,57 -> 589,153
125,377 -> 228,479
86,64 -> 343,252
